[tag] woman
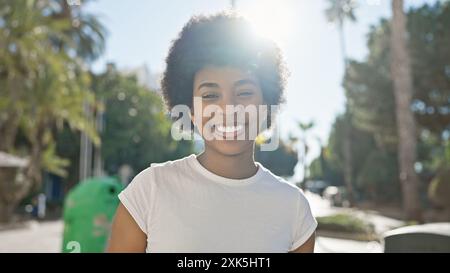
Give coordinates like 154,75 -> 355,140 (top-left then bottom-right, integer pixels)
107,13 -> 317,253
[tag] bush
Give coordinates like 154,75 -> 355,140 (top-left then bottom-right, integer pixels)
316,213 -> 375,234
428,167 -> 450,208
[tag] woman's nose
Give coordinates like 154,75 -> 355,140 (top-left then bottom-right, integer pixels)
219,93 -> 238,109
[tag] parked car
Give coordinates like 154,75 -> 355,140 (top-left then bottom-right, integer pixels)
323,186 -> 349,207
305,180 -> 329,197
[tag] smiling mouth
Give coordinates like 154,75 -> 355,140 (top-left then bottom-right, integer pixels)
212,124 -> 246,139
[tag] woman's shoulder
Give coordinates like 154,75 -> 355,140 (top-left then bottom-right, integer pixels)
257,162 -> 308,201
148,154 -> 195,170
129,154 -> 195,187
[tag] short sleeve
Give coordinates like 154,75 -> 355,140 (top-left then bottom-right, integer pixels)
118,167 -> 155,235
289,190 -> 318,251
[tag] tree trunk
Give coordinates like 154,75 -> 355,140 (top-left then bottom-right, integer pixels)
26,125 -> 46,194
0,76 -> 23,152
301,141 -> 308,191
343,112 -> 354,205
338,21 -> 354,205
390,0 -> 422,221
0,112 -> 20,152
0,167 -> 33,223
0,202 -> 16,223
338,20 -> 348,67
0,121 -> 47,224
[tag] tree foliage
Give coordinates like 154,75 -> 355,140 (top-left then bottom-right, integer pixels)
310,2 -> 450,205
92,66 -> 193,176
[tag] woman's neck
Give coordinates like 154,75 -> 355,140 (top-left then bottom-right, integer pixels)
197,145 -> 258,180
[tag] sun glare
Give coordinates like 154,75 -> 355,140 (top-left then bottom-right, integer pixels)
239,0 -> 295,46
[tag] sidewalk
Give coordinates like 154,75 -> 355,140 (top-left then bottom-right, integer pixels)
0,220 -> 63,253
315,236 -> 382,253
304,191 -> 405,253
304,191 -> 405,234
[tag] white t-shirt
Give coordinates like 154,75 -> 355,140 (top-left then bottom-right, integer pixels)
118,154 -> 317,253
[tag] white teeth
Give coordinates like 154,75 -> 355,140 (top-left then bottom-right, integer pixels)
216,124 -> 244,133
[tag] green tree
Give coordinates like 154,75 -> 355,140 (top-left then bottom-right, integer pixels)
0,0 -> 103,222
49,0 -> 106,63
342,2 -> 450,218
324,0 -> 358,204
298,120 -> 315,190
255,137 -> 298,178
92,65 -> 193,176
324,0 -> 357,65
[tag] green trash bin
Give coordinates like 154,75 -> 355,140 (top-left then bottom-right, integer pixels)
62,176 -> 124,253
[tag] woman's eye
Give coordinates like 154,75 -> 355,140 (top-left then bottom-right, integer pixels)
238,91 -> 254,97
202,93 -> 219,99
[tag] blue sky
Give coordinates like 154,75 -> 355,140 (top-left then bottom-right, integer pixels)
86,0 -> 436,181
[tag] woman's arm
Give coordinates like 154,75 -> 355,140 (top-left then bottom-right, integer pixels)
106,203 -> 147,253
289,232 -> 316,253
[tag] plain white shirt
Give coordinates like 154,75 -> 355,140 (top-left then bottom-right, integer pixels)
118,154 -> 317,253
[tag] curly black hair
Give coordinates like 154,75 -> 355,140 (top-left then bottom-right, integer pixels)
161,12 -> 288,127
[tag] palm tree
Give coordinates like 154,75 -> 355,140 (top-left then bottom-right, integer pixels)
45,0 -> 107,180
390,0 -> 422,221
0,0 -> 70,152
324,0 -> 357,204
324,0 -> 357,65
50,0 -> 107,62
0,0 -> 105,152
0,0 -> 103,222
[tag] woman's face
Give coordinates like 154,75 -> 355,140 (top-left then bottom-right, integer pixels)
192,66 -> 265,156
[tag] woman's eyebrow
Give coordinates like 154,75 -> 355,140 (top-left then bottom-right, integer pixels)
197,82 -> 219,90
233,79 -> 258,88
